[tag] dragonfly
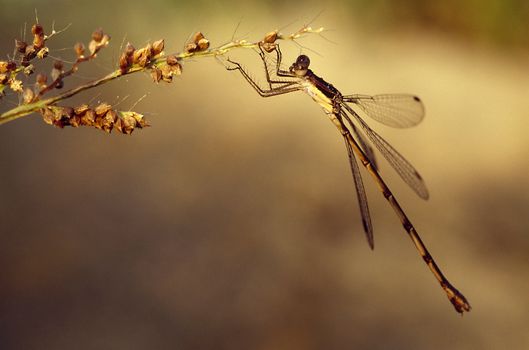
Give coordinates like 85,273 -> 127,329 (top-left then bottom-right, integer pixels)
226,44 -> 471,314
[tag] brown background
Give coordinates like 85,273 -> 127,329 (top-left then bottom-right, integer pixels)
1,0 -> 528,349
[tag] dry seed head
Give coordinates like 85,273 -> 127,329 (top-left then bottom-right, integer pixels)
33,34 -> 45,49
166,55 -> 179,66
88,30 -> 110,55
53,60 -> 64,70
63,106 -> 75,118
191,32 -> 205,43
145,43 -> 154,59
10,79 -> 23,92
160,64 -> 174,82
81,109 -> 96,126
263,31 -> 278,44
37,47 -> 49,59
100,34 -> 110,47
116,113 -> 135,134
132,47 -> 151,67
88,40 -> 97,55
74,104 -> 89,115
152,39 -> 164,56
51,67 -> 61,81
70,113 -> 81,127
132,112 -> 148,128
95,103 -> 112,116
92,28 -> 104,42
74,42 -> 85,58
0,61 -> 16,73
151,67 -> 162,83
32,24 -> 44,36
125,42 -> 135,56
15,39 -> 27,53
170,61 -> 182,76
184,42 -> 198,53
101,110 -> 118,132
23,64 -> 35,76
197,38 -> 209,51
22,88 -> 34,103
185,32 -> 209,53
24,45 -> 37,59
119,53 -> 130,73
36,73 -> 47,85
41,107 -> 55,125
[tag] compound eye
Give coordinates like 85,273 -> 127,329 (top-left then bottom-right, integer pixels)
296,55 -> 310,69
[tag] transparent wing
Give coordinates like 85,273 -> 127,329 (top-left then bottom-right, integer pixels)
341,102 -> 429,200
342,94 -> 425,128
349,121 -> 378,171
342,128 -> 374,249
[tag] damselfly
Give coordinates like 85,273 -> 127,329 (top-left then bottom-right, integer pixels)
226,44 -> 471,314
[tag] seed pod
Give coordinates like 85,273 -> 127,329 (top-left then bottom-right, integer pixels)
197,38 -> 209,51
125,42 -> 135,57
160,64 -> 173,82
22,88 -> 34,104
95,103 -> 112,116
10,79 -> 23,92
74,104 -> 89,115
15,39 -> 27,53
53,60 -> 64,70
0,60 -> 16,73
33,34 -> 45,49
132,47 -> 151,67
70,113 -> 81,127
24,45 -> 37,60
36,73 -> 47,85
80,109 -> 96,126
184,42 -> 198,53
92,28 -> 104,42
41,107 -> 55,125
152,39 -> 164,56
119,53 -> 129,73
191,32 -> 205,43
150,67 -> 162,83
117,113 -> 137,134
169,61 -> 182,76
31,24 -> 44,36
51,68 -> 61,82
263,31 -> 278,44
166,55 -> 179,66
37,47 -> 49,59
88,40 -> 98,55
101,110 -> 117,133
23,64 -> 34,76
74,42 -> 85,58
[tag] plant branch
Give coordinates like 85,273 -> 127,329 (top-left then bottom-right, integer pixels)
0,24 -> 324,127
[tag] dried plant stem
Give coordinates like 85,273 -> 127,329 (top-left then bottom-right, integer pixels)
0,25 -> 323,126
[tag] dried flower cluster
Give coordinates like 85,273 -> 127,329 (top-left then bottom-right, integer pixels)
0,25 -> 110,101
184,32 -> 210,54
1,20 -> 324,128
118,38 -> 183,83
41,103 -> 147,134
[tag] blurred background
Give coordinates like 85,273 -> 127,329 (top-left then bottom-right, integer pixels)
1,0 -> 528,349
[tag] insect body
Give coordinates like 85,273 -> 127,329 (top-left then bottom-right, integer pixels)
227,45 -> 470,314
